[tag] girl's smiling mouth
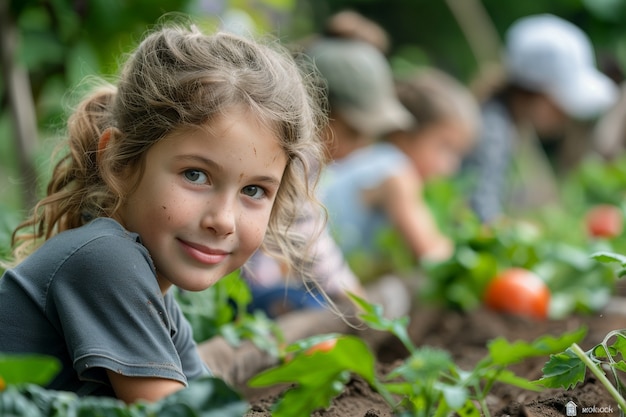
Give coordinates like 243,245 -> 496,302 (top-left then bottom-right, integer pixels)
177,239 -> 230,265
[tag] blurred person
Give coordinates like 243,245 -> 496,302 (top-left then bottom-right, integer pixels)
306,37 -> 415,160
593,82 -> 626,159
321,68 -> 480,279
323,9 -> 390,54
464,14 -> 618,223
242,38 -> 414,317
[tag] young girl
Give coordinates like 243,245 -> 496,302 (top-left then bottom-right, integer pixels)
0,23 -> 326,403
321,68 -> 479,277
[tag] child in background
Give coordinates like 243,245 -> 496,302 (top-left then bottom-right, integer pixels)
323,9 -> 390,55
464,14 -> 618,223
242,36 -> 413,316
0,23 -> 327,403
321,68 -> 480,277
306,37 -> 415,160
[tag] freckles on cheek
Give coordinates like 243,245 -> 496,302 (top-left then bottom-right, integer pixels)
246,221 -> 269,251
161,205 -> 172,222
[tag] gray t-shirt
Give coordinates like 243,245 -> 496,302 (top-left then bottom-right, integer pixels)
0,217 -> 209,396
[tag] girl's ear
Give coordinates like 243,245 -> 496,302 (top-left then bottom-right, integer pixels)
97,127 -> 137,196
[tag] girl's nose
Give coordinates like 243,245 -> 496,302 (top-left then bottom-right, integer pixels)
202,194 -> 236,237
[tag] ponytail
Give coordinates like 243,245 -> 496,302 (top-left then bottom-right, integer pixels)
11,86 -> 118,261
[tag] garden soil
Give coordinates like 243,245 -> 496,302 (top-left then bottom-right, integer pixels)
241,289 -> 626,416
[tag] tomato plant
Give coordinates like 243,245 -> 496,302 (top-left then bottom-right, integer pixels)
586,204 -> 623,239
483,267 -> 551,320
249,334 -> 380,417
251,294 -> 586,417
539,329 -> 626,412
538,251 -> 626,410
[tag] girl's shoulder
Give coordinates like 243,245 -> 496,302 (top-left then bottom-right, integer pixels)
55,217 -> 140,246
20,217 -> 151,275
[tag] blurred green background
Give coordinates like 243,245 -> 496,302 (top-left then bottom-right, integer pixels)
2,0 -> 626,235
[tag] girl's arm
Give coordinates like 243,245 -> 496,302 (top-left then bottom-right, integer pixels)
107,370 -> 185,403
380,167 -> 453,262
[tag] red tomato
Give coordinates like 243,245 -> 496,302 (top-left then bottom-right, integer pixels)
585,204 -> 623,238
484,268 -> 550,320
305,338 -> 338,355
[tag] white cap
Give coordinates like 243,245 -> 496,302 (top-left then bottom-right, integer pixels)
306,38 -> 415,136
505,14 -> 618,119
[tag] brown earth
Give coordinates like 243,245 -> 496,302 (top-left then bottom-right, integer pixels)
241,298 -> 626,417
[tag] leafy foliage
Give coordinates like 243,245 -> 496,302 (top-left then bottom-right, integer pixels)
0,355 -> 60,387
249,334 -> 377,417
175,270 -> 284,358
0,353 -> 248,416
539,348 -> 587,390
249,294 -> 586,417
354,293 -> 585,417
0,376 -> 248,417
538,328 -> 626,411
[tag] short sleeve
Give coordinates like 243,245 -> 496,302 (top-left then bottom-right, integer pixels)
46,234 -> 189,387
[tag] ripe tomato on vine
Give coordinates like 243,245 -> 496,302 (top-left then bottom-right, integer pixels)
484,267 -> 550,320
585,204 -> 623,238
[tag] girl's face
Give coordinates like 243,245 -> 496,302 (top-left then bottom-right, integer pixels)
116,107 -> 287,293
405,120 -> 474,180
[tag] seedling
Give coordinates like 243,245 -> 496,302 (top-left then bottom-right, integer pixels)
249,333 -> 383,417
350,293 -> 585,417
539,330 -> 626,413
537,250 -> 626,413
250,293 -> 586,417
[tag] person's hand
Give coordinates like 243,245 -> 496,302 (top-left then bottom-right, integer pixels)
420,236 -> 453,263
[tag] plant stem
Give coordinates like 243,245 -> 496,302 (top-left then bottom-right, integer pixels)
570,343 -> 626,412
373,381 -> 398,411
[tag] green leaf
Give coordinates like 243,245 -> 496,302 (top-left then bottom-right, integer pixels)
455,398 -> 481,417
0,377 -> 246,417
348,292 -> 415,354
156,376 -> 249,417
488,327 -> 587,366
0,354 -> 61,386
271,370 -> 351,417
249,335 -> 376,417
607,332 -> 626,358
537,348 -> 587,389
387,347 -> 453,382
591,251 -> 626,267
0,386 -> 45,417
439,384 -> 468,409
382,381 -> 414,396
250,335 -> 375,387
612,361 -> 626,372
493,369 -> 542,391
592,332 -> 626,375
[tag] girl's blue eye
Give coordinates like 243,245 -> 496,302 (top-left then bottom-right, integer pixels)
242,185 -> 265,199
184,169 -> 208,184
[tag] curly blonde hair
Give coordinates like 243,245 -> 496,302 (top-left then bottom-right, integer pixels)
11,24 -> 328,280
